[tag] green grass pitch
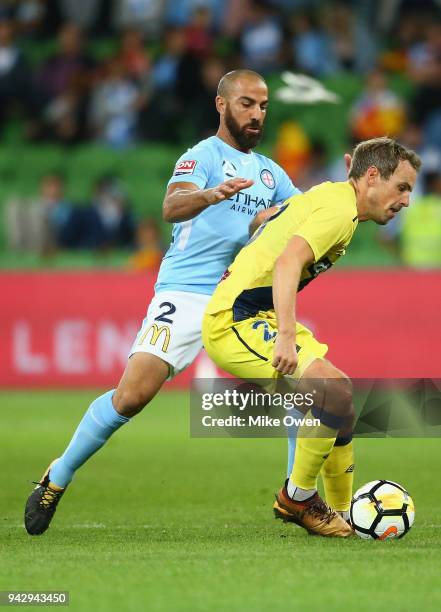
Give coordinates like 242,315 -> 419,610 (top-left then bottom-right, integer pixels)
2,390 -> 441,611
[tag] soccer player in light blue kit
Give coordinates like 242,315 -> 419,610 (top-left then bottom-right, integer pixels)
24,69 -> 301,535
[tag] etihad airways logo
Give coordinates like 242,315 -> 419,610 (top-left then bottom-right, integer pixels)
228,191 -> 272,214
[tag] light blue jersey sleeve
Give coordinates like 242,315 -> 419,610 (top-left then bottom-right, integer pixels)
273,162 -> 302,203
167,143 -> 215,190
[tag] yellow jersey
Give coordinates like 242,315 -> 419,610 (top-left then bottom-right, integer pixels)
206,181 -> 358,319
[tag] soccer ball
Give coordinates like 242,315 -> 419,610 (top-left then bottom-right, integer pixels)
350,480 -> 415,540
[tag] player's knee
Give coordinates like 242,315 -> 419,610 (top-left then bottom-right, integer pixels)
325,375 -> 353,418
113,385 -> 155,417
339,402 -> 356,435
113,353 -> 169,417
347,400 -> 356,422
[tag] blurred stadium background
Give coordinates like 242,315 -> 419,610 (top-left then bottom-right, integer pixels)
1,0 -> 441,387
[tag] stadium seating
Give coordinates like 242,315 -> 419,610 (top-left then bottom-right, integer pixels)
0,65 -> 412,267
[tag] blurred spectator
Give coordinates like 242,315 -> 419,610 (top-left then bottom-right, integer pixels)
36,0 -> 64,37
128,218 -> 163,270
164,0 -> 194,27
56,0 -> 103,32
350,68 -> 407,141
398,122 -> 441,196
408,20 -> 441,126
34,22 -> 95,143
151,27 -> 186,90
4,172 -> 75,254
222,0 -> 253,37
40,70 -> 90,144
117,28 -> 152,83
79,175 -> 136,250
15,0 -> 45,36
290,11 -> 338,77
273,0 -> 321,9
185,6 -> 214,57
165,0 -> 224,28
402,171 -> 441,267
323,2 -> 377,74
89,58 -> 146,147
36,23 -> 94,103
139,26 -> 186,142
174,46 -> 204,112
274,120 -> 311,181
381,11 -> 424,73
0,8 -> 33,135
38,0 -> 111,37
114,28 -> 153,113
240,0 -> 284,74
294,141 -> 329,192
113,0 -> 166,38
193,56 -> 226,139
377,121 -> 441,255
376,0 -> 434,35
141,23 -> 206,142
205,0 -> 229,27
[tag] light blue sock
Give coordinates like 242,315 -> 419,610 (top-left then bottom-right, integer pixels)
287,435 -> 296,478
49,390 -> 129,488
286,410 -> 301,477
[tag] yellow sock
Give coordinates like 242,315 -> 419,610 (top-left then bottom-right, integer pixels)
321,441 -> 354,511
290,411 -> 338,490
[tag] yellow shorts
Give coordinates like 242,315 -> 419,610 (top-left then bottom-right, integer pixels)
202,309 -> 328,387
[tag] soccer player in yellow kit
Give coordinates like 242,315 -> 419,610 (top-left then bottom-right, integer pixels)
202,137 -> 421,537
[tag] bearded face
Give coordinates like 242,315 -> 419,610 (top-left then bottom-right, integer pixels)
224,102 -> 264,150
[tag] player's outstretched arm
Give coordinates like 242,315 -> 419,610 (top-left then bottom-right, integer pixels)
272,236 -> 314,375
163,178 -> 254,223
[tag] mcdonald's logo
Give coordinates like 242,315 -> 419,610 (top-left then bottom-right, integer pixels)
139,324 -> 171,353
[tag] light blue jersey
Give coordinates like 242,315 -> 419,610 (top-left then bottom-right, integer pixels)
155,136 -> 300,295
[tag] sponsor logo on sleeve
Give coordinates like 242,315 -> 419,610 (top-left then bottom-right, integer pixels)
174,160 -> 197,176
260,169 -> 275,189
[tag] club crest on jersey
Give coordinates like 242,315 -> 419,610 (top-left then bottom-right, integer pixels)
260,169 -> 275,189
174,160 -> 197,176
222,160 -> 237,178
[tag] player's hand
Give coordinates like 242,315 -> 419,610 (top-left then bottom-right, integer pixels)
207,177 -> 254,204
272,333 -> 298,375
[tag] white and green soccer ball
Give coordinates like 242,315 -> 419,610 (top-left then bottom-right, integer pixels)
350,480 -> 415,540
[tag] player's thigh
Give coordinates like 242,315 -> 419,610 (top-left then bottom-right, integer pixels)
131,291 -> 210,378
113,352 -> 169,416
303,358 -> 349,380
203,311 -> 277,382
293,321 -> 329,378
204,313 -> 330,387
